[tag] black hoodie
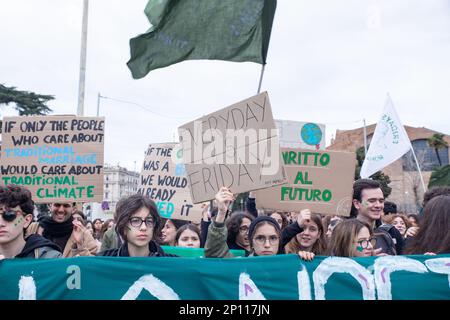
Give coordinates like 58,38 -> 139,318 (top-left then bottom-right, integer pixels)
16,234 -> 63,259
97,240 -> 177,257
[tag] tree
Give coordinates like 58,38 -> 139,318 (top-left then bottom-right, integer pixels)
355,146 -> 392,198
0,84 -> 53,115
427,133 -> 448,167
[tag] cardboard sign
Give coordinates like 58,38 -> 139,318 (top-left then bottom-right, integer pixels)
178,92 -> 286,203
255,148 -> 356,216
137,143 -> 204,223
0,116 -> 104,203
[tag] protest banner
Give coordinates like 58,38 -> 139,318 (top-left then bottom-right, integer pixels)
255,148 -> 355,216
0,254 -> 448,300
178,92 -> 286,203
137,143 -> 204,223
0,116 -> 104,203
161,246 -> 245,258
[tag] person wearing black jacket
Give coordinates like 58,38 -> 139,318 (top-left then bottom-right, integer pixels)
97,194 -> 175,257
0,185 -> 62,259
15,234 -> 62,258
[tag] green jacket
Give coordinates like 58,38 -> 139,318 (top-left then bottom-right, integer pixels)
100,227 -> 120,252
204,220 -> 237,258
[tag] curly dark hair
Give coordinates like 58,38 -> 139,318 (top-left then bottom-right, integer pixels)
225,211 -> 254,246
0,185 -> 34,216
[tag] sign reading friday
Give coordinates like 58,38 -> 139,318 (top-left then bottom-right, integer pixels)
0,116 -> 104,203
255,148 -> 356,216
137,143 -> 203,223
178,92 -> 286,203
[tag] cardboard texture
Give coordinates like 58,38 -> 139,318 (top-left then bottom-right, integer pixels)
1,116 -> 104,203
138,143 -> 204,223
255,148 -> 356,216
178,92 -> 286,203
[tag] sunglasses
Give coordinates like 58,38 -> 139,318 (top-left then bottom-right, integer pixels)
0,210 -> 20,222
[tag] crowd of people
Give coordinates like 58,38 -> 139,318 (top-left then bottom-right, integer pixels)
0,181 -> 449,262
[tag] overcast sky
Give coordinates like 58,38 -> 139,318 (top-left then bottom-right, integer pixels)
1,0 -> 449,172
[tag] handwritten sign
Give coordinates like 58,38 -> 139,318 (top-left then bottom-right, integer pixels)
178,92 -> 286,203
0,116 -> 104,203
255,148 -> 355,216
137,143 -> 203,223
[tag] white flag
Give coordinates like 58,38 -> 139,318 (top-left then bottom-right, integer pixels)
360,96 -> 412,178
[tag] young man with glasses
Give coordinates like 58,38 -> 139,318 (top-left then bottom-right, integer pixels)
26,201 -> 98,257
0,185 -> 62,259
98,194 -> 174,257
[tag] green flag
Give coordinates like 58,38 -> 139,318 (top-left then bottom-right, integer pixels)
127,0 -> 277,79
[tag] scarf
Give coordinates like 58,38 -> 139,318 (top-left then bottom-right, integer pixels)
39,215 -> 74,239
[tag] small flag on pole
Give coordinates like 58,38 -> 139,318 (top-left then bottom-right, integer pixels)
360,95 -> 412,178
127,0 -> 277,79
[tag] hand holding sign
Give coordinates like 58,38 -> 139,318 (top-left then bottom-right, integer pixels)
297,209 -> 311,229
215,187 -> 235,223
298,251 -> 315,261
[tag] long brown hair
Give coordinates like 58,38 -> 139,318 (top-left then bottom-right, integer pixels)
382,214 -> 411,235
284,213 -> 327,255
404,195 -> 450,254
327,219 -> 372,257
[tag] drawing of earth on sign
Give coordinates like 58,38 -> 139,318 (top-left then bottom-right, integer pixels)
301,123 -> 323,147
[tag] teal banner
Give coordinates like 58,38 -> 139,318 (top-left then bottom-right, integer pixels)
0,254 -> 449,300
161,246 -> 246,257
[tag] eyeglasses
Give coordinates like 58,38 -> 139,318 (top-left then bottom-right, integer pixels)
253,235 -> 279,245
53,203 -> 72,208
356,238 -> 377,249
129,217 -> 154,229
239,225 -> 249,233
0,210 -> 21,222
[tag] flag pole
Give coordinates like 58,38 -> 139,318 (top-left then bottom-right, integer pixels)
409,146 -> 427,193
77,0 -> 89,116
363,119 -> 368,156
257,64 -> 266,94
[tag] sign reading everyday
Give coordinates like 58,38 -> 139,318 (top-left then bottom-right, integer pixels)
0,254 -> 448,300
137,143 -> 203,223
178,92 -> 286,203
0,116 -> 104,203
255,148 -> 355,216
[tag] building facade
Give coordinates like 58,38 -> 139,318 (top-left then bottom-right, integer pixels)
103,165 -> 140,213
328,125 -> 450,213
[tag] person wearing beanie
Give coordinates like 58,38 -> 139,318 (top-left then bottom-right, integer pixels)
247,215 -> 283,256
205,187 -> 283,258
